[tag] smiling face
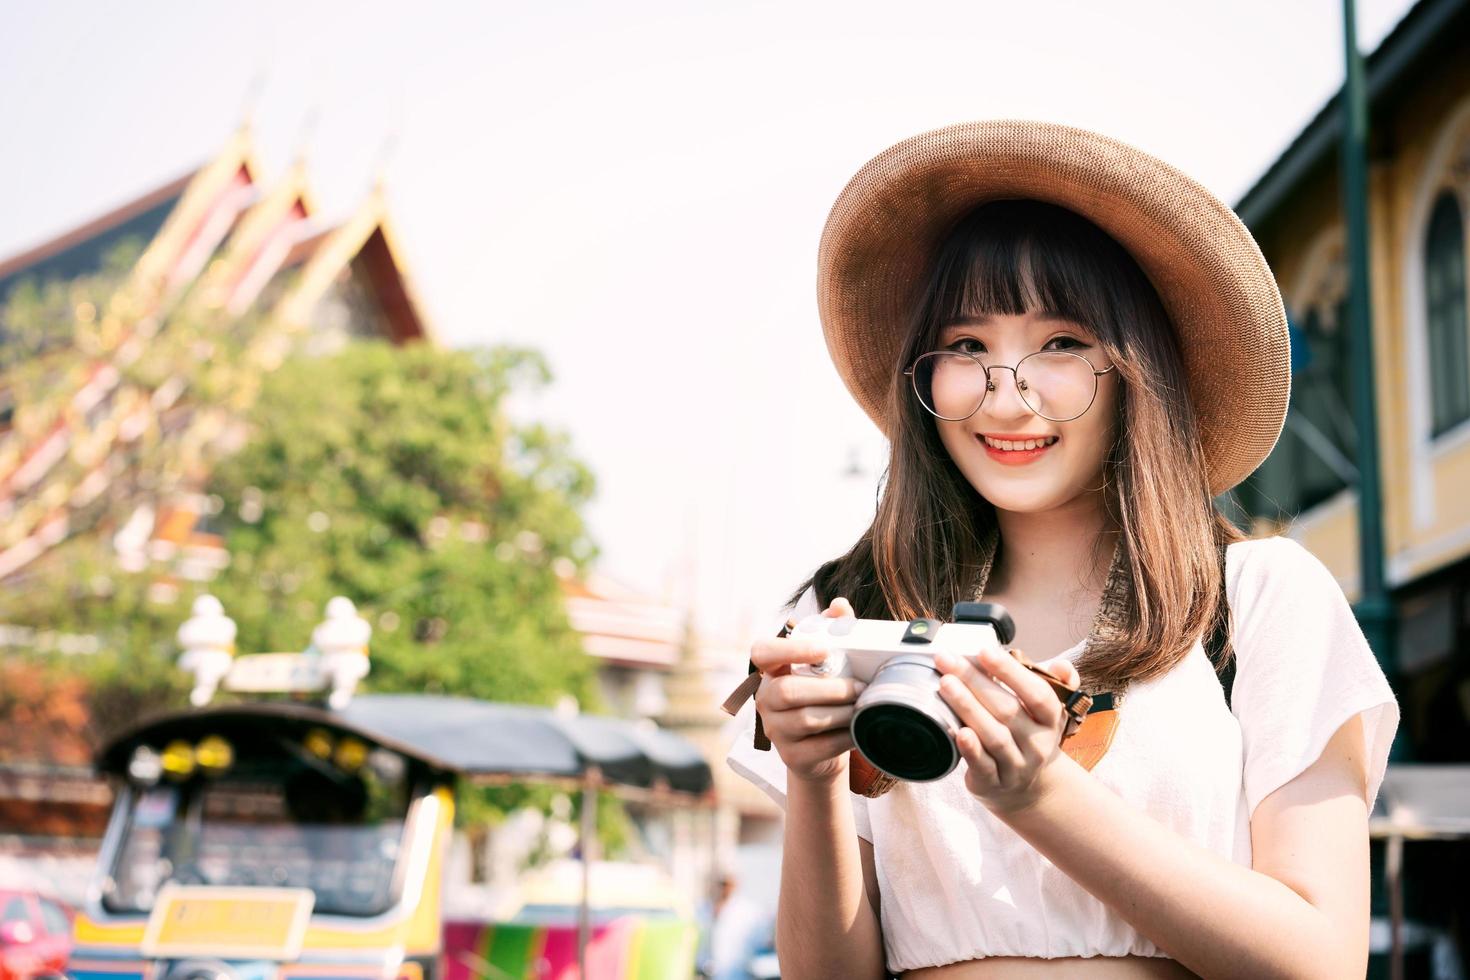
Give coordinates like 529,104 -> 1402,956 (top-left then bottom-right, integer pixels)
842,200 -> 1214,671
929,311 -> 1119,515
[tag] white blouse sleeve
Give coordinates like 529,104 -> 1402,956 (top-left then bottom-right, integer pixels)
724,585 -> 874,842
1226,536 -> 1400,818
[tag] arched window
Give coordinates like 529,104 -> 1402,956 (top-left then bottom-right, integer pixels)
1426,190 -> 1470,436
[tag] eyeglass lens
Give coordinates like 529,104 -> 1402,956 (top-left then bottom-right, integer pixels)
911,351 -> 1099,422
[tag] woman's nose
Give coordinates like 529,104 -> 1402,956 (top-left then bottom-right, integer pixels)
983,366 -> 1033,419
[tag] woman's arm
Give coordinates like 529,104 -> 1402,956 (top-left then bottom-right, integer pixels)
777,774 -> 887,979
998,713 -> 1371,979
749,595 -> 886,979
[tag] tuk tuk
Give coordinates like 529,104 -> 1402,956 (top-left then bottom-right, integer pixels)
66,598 -> 715,980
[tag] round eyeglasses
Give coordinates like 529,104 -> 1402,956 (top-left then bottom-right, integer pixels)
903,349 -> 1117,423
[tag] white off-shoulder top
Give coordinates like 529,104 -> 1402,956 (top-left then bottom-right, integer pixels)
725,536 -> 1399,972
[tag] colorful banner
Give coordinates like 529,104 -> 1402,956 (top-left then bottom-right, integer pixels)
442,917 -> 696,980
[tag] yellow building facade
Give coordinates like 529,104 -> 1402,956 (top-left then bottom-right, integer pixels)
1232,0 -> 1470,755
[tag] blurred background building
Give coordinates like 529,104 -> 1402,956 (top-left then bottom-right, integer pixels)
1229,0 -> 1470,762
1226,0 -> 1470,968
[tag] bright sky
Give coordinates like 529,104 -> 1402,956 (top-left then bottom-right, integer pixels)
0,0 -> 1417,644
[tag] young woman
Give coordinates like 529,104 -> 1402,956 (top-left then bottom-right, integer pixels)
724,122 -> 1399,978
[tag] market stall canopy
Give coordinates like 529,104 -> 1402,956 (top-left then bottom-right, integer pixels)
97,694 -> 713,797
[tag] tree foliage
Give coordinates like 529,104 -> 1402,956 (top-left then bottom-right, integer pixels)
0,215 -> 652,863
1,337 -> 621,838
205,340 -> 600,708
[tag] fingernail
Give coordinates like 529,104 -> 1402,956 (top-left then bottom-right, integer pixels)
855,681 -> 868,692
934,652 -> 954,671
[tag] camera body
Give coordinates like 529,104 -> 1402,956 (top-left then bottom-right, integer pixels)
792,602 -> 1016,782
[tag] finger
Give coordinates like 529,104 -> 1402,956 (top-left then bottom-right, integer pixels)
750,636 -> 833,673
940,673 -> 1025,778
822,596 -> 854,618
973,648 -> 1064,727
936,652 -> 1026,727
955,726 -> 999,785
757,674 -> 866,711
775,704 -> 855,738
1036,655 -> 1081,690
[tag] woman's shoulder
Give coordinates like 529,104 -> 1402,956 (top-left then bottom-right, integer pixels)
1222,535 -> 1363,665
1225,534 -> 1343,597
1219,536 -> 1399,817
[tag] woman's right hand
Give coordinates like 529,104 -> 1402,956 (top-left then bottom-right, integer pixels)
751,597 -> 867,786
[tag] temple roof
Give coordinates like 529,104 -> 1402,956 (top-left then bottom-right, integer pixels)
0,128 -> 433,584
0,170 -> 193,309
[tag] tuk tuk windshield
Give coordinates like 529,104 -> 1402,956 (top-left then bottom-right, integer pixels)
104,749 -> 414,917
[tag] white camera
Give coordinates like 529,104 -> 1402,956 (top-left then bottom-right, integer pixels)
792,602 -> 1017,782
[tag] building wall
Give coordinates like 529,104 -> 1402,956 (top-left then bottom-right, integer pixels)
1246,39 -> 1470,598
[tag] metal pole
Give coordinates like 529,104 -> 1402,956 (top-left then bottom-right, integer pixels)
1339,0 -> 1398,696
708,803 -> 721,909
1387,833 -> 1404,980
578,768 -> 599,980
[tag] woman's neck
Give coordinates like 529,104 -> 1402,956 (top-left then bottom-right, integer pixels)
986,493 -> 1116,599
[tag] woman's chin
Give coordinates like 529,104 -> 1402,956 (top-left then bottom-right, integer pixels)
978,489 -> 1071,514
967,472 -> 1101,515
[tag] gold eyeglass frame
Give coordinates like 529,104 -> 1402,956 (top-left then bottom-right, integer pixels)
903,349 -> 1117,423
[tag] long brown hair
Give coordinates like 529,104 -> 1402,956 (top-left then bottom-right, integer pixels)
797,200 -> 1242,692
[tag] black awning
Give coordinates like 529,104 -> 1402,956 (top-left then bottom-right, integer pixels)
97,694 -> 713,797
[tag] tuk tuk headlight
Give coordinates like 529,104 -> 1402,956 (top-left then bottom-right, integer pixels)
334,737 -> 368,772
196,735 -> 233,773
161,740 -> 196,780
304,728 -> 334,759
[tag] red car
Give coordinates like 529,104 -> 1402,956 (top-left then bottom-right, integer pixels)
0,890 -> 71,980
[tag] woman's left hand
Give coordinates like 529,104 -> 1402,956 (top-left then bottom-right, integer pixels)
935,647 -> 1081,814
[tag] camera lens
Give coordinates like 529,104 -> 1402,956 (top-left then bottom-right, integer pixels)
850,654 -> 961,782
852,704 -> 953,781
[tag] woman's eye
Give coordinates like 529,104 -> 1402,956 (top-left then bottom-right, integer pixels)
1043,335 -> 1089,352
947,338 -> 985,354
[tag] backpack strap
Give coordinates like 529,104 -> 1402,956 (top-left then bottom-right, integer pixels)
1204,541 -> 1235,710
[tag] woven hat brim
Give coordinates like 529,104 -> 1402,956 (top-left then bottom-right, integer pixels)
817,120 -> 1290,496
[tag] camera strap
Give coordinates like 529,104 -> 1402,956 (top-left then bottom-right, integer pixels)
722,618 -> 797,751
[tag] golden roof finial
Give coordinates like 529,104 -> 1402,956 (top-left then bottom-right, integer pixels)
369,132 -> 399,195
238,69 -> 267,138
291,107 -> 321,167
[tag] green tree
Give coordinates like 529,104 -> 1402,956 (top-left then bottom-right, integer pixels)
206,340 -> 599,710
0,339 -> 625,839
3,339 -> 602,709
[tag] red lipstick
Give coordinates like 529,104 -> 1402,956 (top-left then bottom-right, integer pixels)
978,434 -> 1057,466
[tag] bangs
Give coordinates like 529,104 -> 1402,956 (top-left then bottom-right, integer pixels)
927,200 -> 1141,339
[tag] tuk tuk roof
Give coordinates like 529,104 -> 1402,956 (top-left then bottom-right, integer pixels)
97,694 -> 713,796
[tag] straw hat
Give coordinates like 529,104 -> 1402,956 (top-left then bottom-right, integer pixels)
817,120 -> 1290,495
